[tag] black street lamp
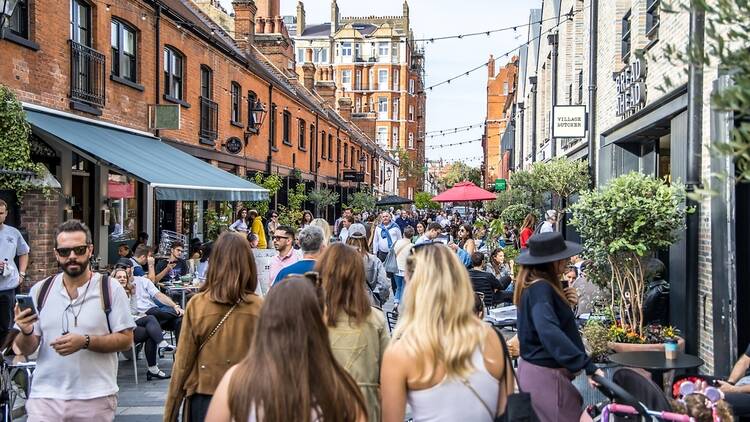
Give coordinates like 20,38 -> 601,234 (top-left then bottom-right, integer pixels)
1,0 -> 19,30
248,99 -> 267,133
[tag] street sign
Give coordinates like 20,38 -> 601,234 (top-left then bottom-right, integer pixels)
551,105 -> 586,138
342,170 -> 364,182
494,178 -> 507,191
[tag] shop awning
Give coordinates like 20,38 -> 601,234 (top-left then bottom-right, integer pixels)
25,110 -> 268,201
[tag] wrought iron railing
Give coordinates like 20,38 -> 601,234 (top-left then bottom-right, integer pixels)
70,40 -> 105,107
199,96 -> 219,142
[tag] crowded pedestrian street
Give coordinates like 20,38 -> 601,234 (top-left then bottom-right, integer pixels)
1,0 -> 749,421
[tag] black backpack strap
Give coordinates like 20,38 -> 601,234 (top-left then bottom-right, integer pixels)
99,273 -> 112,334
35,275 -> 56,313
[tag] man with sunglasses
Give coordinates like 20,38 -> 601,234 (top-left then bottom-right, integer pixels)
14,220 -> 135,421
0,199 -> 29,340
268,225 -> 301,288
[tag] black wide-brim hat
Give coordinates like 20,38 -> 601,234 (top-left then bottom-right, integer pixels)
516,232 -> 582,265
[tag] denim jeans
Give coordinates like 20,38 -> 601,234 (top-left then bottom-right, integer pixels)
394,275 -> 405,303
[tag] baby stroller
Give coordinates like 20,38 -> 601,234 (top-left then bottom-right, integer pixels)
591,368 -> 693,421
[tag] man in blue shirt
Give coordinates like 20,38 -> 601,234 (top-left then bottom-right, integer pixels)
272,225 -> 326,286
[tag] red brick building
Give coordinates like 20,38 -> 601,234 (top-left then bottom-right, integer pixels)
0,0 -> 395,276
483,55 -> 518,186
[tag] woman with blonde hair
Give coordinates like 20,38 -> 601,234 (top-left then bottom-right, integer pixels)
316,243 -> 390,421
381,243 -> 513,421
164,232 -> 263,422
310,217 -> 332,246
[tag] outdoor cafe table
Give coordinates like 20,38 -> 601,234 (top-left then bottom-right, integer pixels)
162,283 -> 200,308
608,351 -> 704,389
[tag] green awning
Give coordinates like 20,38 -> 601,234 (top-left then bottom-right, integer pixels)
25,110 -> 268,201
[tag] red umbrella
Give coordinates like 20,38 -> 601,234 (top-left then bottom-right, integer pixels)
432,181 -> 497,202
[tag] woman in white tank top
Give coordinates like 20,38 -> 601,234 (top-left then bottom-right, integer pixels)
381,243 -> 514,422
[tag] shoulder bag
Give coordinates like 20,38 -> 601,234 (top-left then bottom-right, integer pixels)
462,328 -> 539,422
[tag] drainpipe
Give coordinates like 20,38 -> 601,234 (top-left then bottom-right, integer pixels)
587,0 -> 598,187
154,1 -> 161,138
266,83 -> 273,174
548,32 -> 559,158
314,113 -> 319,185
529,76 -> 538,163
518,104 -> 525,170
683,0 -> 705,355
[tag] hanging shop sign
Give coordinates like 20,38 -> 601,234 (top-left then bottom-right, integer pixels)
224,137 -> 243,155
615,56 -> 648,118
551,105 -> 587,138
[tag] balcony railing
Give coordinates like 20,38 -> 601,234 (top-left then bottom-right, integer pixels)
70,41 -> 106,108
199,96 -> 219,143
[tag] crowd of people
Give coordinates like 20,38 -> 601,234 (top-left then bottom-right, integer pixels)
0,196 -> 739,421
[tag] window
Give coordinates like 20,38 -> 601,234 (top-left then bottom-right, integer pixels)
392,127 -> 399,148
378,97 -> 388,119
621,10 -> 631,61
354,43 -> 361,59
378,42 -> 389,56
408,132 -> 414,149
646,0 -> 660,41
377,127 -> 388,146
297,48 -> 305,63
355,70 -> 362,90
409,79 -> 415,94
369,97 -> 374,113
577,70 -> 584,104
328,135 -> 333,161
341,42 -> 352,56
270,103 -> 277,148
341,70 -> 352,87
321,130 -> 327,158
230,82 -> 241,123
503,81 -> 509,96
350,146 -> 355,168
355,97 -> 361,112
369,69 -> 374,90
164,47 -> 184,100
8,0 -> 29,39
393,69 -> 400,91
314,48 -> 328,63
392,98 -> 399,120
200,65 -> 212,99
246,91 -> 258,128
282,111 -> 292,145
298,119 -> 306,149
408,105 -> 414,121
70,0 -> 91,45
408,187 -> 413,200
309,125 -> 316,151
392,43 -> 399,61
343,143 -> 349,167
378,69 -> 388,90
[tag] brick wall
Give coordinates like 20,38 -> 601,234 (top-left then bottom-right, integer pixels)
18,190 -> 61,286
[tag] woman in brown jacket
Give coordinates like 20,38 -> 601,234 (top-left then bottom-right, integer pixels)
164,232 -> 263,422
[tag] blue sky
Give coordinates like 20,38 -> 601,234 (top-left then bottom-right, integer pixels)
220,0 -> 539,165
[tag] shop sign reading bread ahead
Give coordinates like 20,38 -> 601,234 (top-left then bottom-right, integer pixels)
615,57 -> 648,118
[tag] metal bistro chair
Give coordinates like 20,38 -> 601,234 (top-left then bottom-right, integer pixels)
386,310 -> 399,333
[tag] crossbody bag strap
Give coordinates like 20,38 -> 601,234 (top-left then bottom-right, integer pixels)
197,303 -> 238,353
461,378 -> 496,419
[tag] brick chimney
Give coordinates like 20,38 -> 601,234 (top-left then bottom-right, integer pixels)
302,48 -> 316,91
315,65 -> 337,107
488,54 -> 495,78
330,0 -> 339,35
296,1 -> 305,36
232,0 -> 257,54
338,97 -> 353,121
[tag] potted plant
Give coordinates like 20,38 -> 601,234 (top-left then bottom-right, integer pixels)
570,172 -> 688,350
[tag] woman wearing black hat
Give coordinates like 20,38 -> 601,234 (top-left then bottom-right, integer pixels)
513,232 -> 603,421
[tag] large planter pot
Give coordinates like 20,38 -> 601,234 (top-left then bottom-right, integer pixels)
607,336 -> 685,353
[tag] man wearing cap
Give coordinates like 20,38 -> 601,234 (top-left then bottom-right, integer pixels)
539,210 -> 557,233
272,226 -> 326,287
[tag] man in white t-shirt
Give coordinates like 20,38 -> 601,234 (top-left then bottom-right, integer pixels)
14,220 -> 135,421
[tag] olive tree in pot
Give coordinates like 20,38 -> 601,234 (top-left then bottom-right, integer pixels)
570,172 -> 688,349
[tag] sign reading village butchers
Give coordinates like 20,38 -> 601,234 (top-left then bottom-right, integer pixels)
552,105 -> 587,138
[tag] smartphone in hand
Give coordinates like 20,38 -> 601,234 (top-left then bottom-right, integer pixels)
16,295 -> 36,315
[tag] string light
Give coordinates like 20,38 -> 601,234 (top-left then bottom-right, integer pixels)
419,7 -> 587,93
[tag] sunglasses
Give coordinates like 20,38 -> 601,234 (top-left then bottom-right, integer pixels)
55,245 -> 89,257
273,235 -> 290,240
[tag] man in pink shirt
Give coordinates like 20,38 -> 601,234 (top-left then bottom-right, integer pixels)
267,225 -> 300,286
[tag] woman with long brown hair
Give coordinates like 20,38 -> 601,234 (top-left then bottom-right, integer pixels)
518,213 -> 537,249
513,232 -> 603,421
316,243 -> 390,421
164,232 -> 263,422
205,276 -> 367,422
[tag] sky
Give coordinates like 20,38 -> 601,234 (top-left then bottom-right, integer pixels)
220,0 -> 539,167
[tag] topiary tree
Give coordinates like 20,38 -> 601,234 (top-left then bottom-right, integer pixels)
345,188 -> 376,214
247,173 -> 283,217
570,172 -> 688,339
500,204 -> 538,228
414,191 -> 440,210
530,158 -> 590,225
0,85 -> 46,201
308,187 -> 339,217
